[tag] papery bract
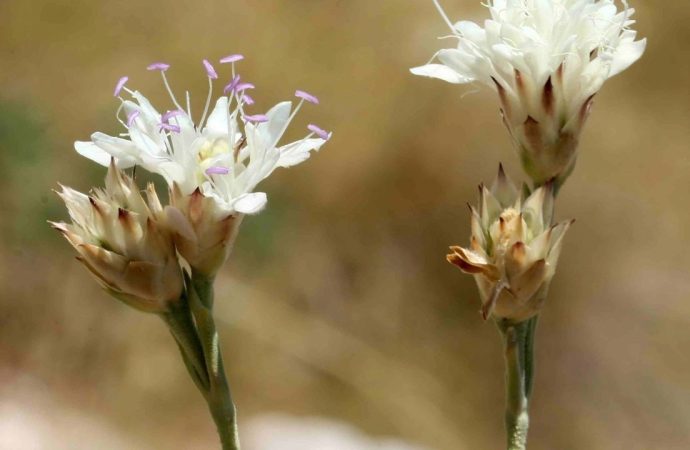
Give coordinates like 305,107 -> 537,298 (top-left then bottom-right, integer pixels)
52,162 -> 183,313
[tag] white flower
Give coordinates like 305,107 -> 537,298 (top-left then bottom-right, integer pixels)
447,165 -> 572,322
76,56 -> 331,215
412,0 -> 646,184
51,162 -> 183,312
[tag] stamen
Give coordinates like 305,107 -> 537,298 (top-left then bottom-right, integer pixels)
115,102 -> 127,128
242,94 -> 255,105
186,91 -> 192,118
199,76 -> 214,130
205,166 -> 230,175
162,109 -> 185,123
126,110 -> 140,127
220,54 -> 244,64
202,59 -> 218,80
147,62 -> 171,71
223,75 -> 241,94
235,82 -> 255,92
113,76 -> 129,97
159,70 -> 184,111
295,90 -> 319,105
159,123 -> 181,133
244,114 -> 269,123
432,0 -> 457,34
308,124 -> 331,140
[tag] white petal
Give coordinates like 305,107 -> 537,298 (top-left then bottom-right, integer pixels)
91,132 -> 140,158
75,141 -> 116,167
410,64 -> 471,84
205,97 -> 229,135
454,20 -> 485,42
608,38 -> 646,78
232,192 -> 267,214
75,138 -> 137,168
132,91 -> 162,120
277,138 -> 325,168
263,101 -> 292,145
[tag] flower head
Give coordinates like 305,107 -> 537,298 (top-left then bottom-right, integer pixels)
447,165 -> 572,322
51,161 -> 183,313
412,0 -> 646,185
76,56 -> 331,216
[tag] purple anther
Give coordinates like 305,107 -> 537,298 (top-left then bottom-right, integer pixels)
113,76 -> 129,97
159,123 -> 181,133
203,59 -> 218,79
242,94 -> 255,105
205,166 -> 230,175
220,54 -> 244,64
308,124 -> 331,140
162,109 -> 185,123
223,75 -> 241,94
147,62 -> 170,71
126,110 -> 140,127
295,90 -> 319,105
244,114 -> 269,123
235,82 -> 255,92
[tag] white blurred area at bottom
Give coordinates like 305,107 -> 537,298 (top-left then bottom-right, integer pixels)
0,376 -> 145,450
243,414 -> 429,450
0,375 -> 430,450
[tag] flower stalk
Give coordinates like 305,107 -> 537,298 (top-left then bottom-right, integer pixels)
162,274 -> 240,450
188,271 -> 241,450
498,319 -> 530,450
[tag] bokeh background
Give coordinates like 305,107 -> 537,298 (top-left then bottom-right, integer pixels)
1,0 -> 689,449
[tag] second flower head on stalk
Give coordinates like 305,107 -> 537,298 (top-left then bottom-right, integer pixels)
75,56 -> 332,276
447,165 -> 573,323
412,0 -> 646,186
51,162 -> 183,313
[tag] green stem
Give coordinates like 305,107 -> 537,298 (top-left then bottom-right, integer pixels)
523,316 -> 538,399
161,301 -> 210,395
499,320 -> 530,450
189,270 -> 241,450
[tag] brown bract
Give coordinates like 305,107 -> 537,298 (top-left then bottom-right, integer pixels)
165,183 -> 244,278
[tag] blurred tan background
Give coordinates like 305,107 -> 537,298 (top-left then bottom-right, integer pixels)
1,0 -> 689,449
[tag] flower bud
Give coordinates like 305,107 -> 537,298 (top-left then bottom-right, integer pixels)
447,166 -> 573,322
164,183 -> 243,277
51,161 -> 183,313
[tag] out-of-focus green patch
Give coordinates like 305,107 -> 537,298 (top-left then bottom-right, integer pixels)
0,99 -> 61,247
233,191 -> 293,269
0,100 -> 46,170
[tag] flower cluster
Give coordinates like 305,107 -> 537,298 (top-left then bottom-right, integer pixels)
412,0 -> 646,184
77,56 -> 331,214
447,166 -> 572,322
56,55 -> 331,304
